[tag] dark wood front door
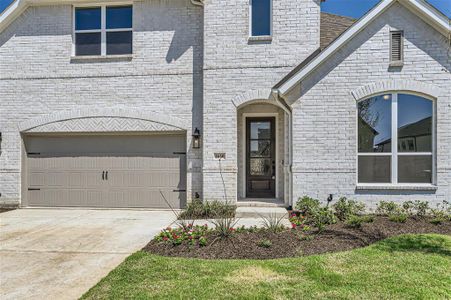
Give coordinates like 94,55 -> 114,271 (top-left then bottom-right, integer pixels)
246,117 -> 276,198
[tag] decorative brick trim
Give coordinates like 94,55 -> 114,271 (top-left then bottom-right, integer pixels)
231,89 -> 277,108
351,80 -> 441,101
19,108 -> 189,132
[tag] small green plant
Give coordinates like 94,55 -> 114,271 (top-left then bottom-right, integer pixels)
295,196 -> 320,216
389,213 -> 408,223
333,197 -> 366,221
297,232 -> 313,241
260,213 -> 287,233
376,201 -> 400,216
257,239 -> 272,248
345,214 -> 374,229
198,236 -> 207,247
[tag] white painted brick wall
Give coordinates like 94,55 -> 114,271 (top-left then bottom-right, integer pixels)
0,0 -> 204,205
202,0 -> 320,201
289,3 -> 451,206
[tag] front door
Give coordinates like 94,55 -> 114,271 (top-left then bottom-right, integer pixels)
246,117 -> 276,198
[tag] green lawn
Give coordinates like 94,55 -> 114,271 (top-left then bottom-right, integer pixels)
82,234 -> 451,300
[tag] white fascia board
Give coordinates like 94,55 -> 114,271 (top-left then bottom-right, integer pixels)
0,0 -> 27,33
405,0 -> 450,33
277,0 -> 450,95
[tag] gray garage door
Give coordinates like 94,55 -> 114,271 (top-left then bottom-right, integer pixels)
25,134 -> 186,208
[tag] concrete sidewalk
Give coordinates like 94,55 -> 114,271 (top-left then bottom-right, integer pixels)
0,209 -> 175,300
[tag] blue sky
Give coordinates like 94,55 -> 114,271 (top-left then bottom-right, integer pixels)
1,0 -> 450,18
321,0 -> 450,18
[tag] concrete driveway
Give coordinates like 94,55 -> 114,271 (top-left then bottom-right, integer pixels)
0,209 -> 175,300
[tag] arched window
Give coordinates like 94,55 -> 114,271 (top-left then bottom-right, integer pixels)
357,93 -> 434,184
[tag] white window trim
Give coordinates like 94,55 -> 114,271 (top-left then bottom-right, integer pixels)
73,3 -> 133,57
249,0 -> 272,38
356,92 -> 436,187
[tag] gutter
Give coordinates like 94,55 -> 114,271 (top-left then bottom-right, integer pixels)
272,89 -> 293,207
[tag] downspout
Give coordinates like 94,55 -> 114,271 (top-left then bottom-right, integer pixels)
272,89 -> 293,207
190,0 -> 204,6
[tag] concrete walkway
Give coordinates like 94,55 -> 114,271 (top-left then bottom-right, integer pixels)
0,209 -> 175,300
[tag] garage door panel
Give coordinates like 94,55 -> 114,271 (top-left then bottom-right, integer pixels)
26,134 -> 186,208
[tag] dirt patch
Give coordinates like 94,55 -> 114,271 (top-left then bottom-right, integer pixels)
0,208 -> 15,214
144,217 -> 451,259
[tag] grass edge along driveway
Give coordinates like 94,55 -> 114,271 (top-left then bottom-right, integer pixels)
82,234 -> 451,299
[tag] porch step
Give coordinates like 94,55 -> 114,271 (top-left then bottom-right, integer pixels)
235,206 -> 288,219
236,199 -> 286,207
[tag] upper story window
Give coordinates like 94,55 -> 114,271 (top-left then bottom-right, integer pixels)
250,0 -> 271,37
357,93 -> 434,185
74,5 -> 132,56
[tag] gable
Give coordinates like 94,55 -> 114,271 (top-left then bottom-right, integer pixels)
274,0 -> 450,97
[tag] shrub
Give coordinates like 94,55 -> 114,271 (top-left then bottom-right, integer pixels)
311,207 -> 336,233
260,213 -> 287,233
402,200 -> 429,217
430,200 -> 451,225
257,239 -> 272,248
333,197 -> 366,221
345,215 -> 374,229
376,201 -> 400,216
389,213 -> 408,223
295,196 -> 320,216
154,224 -> 212,246
179,199 -> 236,220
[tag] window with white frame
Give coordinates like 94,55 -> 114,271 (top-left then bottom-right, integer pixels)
250,0 -> 271,36
357,93 -> 434,184
74,5 -> 132,56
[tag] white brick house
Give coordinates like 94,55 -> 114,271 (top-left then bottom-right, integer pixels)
0,0 -> 449,208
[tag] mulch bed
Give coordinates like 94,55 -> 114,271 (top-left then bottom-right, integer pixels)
144,216 -> 451,259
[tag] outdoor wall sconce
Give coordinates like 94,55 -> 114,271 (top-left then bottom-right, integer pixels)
192,128 -> 201,149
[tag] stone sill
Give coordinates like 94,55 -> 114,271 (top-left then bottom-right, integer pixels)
248,35 -> 272,43
389,61 -> 403,67
356,185 -> 438,191
70,54 -> 133,63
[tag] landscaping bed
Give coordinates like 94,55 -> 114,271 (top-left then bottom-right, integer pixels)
144,216 -> 450,259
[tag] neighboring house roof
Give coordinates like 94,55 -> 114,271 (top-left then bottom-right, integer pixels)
376,116 -> 432,146
274,0 -> 451,95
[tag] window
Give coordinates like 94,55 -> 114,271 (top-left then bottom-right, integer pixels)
250,0 -> 271,36
358,93 -> 434,184
74,5 -> 132,56
389,30 -> 403,66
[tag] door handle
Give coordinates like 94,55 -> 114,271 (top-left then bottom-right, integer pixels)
102,171 -> 105,180
105,171 -> 108,180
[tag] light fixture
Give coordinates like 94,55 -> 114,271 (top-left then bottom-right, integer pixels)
383,94 -> 391,100
192,127 -> 201,149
